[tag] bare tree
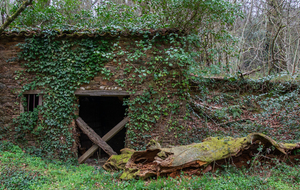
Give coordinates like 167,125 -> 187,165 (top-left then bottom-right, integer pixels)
230,0 -> 300,77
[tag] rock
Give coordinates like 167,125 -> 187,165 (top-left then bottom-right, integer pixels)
0,83 -> 6,89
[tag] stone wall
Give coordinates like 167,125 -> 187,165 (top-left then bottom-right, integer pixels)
0,38 -> 24,137
0,35 -> 188,156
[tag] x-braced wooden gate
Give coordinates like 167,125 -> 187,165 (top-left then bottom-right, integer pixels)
76,117 -> 129,164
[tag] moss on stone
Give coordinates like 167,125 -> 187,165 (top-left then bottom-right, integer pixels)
103,148 -> 134,171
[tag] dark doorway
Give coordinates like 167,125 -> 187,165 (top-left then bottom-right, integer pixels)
78,96 -> 128,158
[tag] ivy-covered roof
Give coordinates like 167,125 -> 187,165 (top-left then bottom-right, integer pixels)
0,28 -> 184,38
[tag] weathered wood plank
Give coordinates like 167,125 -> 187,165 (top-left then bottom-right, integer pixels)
102,117 -> 129,142
23,90 -> 44,94
78,117 -> 129,164
76,117 -> 117,157
75,90 -> 130,96
78,145 -> 99,164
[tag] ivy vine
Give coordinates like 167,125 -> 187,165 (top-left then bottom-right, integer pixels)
110,34 -> 194,149
14,36 -> 112,161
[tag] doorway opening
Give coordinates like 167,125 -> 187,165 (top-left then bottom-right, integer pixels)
78,96 -> 128,159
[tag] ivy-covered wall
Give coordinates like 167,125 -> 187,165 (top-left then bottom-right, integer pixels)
0,29 -> 192,160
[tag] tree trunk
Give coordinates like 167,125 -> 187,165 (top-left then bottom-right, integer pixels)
0,0 -> 33,34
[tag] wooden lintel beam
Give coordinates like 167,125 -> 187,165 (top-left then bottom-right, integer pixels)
78,117 -> 129,164
76,117 -> 117,157
23,90 -> 44,94
75,90 -> 130,96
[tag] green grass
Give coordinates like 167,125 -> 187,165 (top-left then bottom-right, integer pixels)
0,141 -> 299,190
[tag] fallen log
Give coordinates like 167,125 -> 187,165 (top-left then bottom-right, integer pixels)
104,133 -> 300,180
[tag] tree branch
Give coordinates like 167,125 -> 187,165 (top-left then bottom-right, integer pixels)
0,0 -> 33,34
268,25 -> 286,75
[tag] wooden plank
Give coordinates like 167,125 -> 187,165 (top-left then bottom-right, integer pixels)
102,117 -> 129,141
75,90 -> 130,96
78,117 -> 129,164
78,145 -> 99,164
76,117 -> 117,157
23,90 -> 44,94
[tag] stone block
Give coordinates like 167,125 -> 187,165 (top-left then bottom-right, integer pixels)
94,76 -> 102,82
0,83 -> 6,89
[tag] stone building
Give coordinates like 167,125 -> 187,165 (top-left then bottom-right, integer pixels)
0,29 -> 189,162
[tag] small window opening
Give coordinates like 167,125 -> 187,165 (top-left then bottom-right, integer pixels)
25,94 -> 40,112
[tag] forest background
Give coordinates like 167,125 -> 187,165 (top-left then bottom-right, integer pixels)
1,0 -> 300,78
